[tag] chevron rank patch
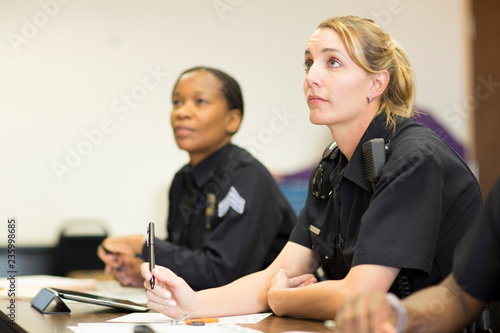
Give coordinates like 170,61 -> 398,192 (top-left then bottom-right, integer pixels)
218,186 -> 246,217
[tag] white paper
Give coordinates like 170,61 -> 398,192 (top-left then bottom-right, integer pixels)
0,275 -> 97,299
217,313 -> 272,324
107,312 -> 174,323
107,312 -> 271,325
74,322 -> 262,333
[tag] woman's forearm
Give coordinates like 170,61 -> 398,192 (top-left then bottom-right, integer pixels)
192,268 -> 276,317
268,279 -> 347,320
404,275 -> 486,333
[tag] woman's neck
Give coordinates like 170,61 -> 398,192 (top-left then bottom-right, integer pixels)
188,139 -> 231,167
328,110 -> 377,161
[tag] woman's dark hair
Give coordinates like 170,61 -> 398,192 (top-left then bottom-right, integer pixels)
172,66 -> 244,117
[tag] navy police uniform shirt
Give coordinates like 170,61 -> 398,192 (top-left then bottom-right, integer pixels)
290,114 -> 482,295
141,143 -> 296,290
454,175 -> 500,302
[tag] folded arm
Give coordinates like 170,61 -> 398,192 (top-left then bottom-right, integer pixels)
268,264 -> 400,320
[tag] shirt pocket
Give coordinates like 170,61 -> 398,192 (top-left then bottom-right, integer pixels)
308,222 -> 336,273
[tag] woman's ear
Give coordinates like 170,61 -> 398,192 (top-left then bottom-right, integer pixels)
368,70 -> 390,100
225,109 -> 243,135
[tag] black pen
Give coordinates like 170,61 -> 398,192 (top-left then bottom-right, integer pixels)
147,222 -> 155,290
134,324 -> 156,333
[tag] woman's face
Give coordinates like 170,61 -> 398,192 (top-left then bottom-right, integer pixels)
171,70 -> 238,165
303,28 -> 374,129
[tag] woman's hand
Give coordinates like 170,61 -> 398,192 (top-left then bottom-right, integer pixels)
269,269 -> 291,290
141,263 -> 197,319
269,269 -> 317,291
267,269 -> 317,316
97,235 -> 145,287
98,235 -> 145,258
110,254 -> 145,287
335,292 -> 398,333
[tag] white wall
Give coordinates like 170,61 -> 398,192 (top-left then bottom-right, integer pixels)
1,0 -> 472,246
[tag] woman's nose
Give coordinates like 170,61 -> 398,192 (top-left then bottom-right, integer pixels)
305,64 -> 322,87
174,102 -> 193,118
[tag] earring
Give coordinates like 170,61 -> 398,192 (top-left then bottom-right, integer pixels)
368,96 -> 372,102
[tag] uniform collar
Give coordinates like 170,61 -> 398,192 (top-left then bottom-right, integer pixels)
343,114 -> 391,192
187,143 -> 233,188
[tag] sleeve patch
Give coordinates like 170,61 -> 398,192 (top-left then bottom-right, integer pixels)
218,186 -> 246,217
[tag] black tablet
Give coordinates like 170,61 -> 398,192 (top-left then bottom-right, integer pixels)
46,287 -> 150,312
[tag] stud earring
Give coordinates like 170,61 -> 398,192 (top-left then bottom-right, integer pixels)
368,96 -> 372,102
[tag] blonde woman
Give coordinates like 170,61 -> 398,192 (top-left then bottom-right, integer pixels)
140,15 -> 482,320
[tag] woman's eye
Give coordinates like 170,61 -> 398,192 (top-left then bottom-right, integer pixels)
196,99 -> 208,104
172,100 -> 182,106
328,59 -> 340,68
304,60 -> 313,71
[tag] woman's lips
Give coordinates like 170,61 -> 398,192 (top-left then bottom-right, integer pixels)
174,125 -> 194,136
308,94 -> 328,104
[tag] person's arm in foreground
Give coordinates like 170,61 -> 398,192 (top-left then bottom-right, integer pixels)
335,274 -> 487,333
267,263 -> 399,320
141,241 -> 399,320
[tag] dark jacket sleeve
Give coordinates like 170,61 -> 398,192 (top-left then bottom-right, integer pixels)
453,176 -> 500,302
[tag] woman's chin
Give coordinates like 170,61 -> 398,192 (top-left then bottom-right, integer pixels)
309,114 -> 328,126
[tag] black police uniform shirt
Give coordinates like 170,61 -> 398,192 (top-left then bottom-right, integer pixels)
289,114 -> 483,296
454,175 -> 500,302
141,143 -> 296,291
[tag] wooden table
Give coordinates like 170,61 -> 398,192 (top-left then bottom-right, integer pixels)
0,299 -> 334,332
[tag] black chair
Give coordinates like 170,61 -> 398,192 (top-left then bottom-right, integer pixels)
51,219 -> 108,277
